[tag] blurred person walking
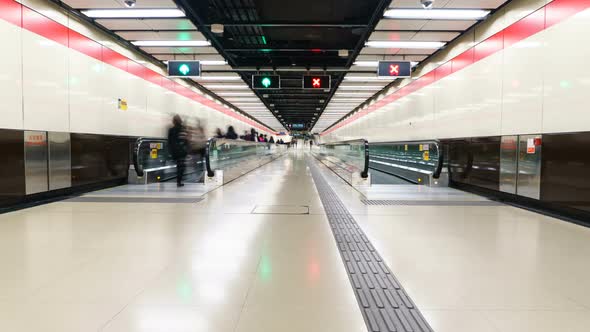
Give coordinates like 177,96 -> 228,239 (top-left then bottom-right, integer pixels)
226,126 -> 238,139
168,115 -> 189,187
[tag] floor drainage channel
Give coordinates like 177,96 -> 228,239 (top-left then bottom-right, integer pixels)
67,197 -> 204,204
307,159 -> 433,332
362,199 -> 503,206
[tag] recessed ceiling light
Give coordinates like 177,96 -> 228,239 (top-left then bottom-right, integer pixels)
354,61 -> 419,67
82,9 -> 185,18
217,92 -> 255,96
343,76 -> 394,81
384,9 -> 490,20
203,84 -> 249,89
132,40 -> 211,47
339,85 -> 384,90
200,60 -> 228,65
194,76 -> 242,81
365,41 -> 445,49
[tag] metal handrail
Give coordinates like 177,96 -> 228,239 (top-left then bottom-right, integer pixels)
368,140 -> 443,179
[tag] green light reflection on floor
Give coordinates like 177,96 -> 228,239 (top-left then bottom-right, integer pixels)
259,254 -> 272,281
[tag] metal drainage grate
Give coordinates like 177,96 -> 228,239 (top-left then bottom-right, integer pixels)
67,197 -> 204,204
308,159 -> 433,332
362,199 -> 503,206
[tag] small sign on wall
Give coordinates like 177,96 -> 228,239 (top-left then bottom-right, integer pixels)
150,148 -> 158,159
118,98 -> 128,111
423,151 -> 430,161
526,138 -> 535,154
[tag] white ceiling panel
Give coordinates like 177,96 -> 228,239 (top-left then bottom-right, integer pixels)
143,19 -> 197,30
389,0 -> 451,8
422,19 -> 477,30
445,0 -> 509,9
412,31 -> 461,41
139,46 -> 217,54
116,31 -> 205,41
395,48 -> 438,55
96,18 -> 196,31
95,18 -> 153,30
375,19 -> 426,31
368,31 -> 417,41
63,0 -> 177,9
360,48 -> 402,55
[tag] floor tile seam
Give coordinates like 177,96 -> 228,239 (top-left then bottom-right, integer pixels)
18,249 -> 106,305
97,262 -> 175,332
231,252 -> 266,332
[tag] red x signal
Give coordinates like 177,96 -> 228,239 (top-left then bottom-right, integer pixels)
389,64 -> 399,75
312,78 -> 321,88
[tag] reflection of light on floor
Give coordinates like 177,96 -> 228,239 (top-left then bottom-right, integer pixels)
307,258 -> 320,283
176,279 -> 193,302
138,308 -> 207,331
259,254 -> 272,281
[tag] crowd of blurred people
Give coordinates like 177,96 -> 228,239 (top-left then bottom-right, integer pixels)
168,114 -> 290,186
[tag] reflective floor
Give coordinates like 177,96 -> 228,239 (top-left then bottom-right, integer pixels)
1,151 -> 590,331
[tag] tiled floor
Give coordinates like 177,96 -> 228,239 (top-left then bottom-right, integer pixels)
1,151 -> 589,331
317,156 -> 590,332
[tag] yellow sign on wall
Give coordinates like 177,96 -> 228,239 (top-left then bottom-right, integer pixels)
423,151 -> 430,161
150,148 -> 158,159
118,98 -> 128,111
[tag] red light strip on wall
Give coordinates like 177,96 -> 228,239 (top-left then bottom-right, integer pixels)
321,0 -> 590,136
0,0 -> 276,135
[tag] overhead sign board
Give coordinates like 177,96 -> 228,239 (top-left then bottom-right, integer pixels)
303,75 -> 331,89
167,60 -> 201,77
253,75 -> 281,89
377,61 -> 412,78
291,123 -> 306,129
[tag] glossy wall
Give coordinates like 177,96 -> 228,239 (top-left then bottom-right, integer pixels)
0,0 -> 274,139
322,0 -> 590,142
0,0 -> 277,208
319,0 -> 590,222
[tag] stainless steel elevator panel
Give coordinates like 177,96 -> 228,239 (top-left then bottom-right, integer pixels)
500,136 -> 518,194
24,131 -> 48,195
48,132 -> 71,190
517,134 -> 542,200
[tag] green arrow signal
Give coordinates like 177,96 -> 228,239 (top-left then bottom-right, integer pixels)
261,77 -> 272,88
179,64 -> 190,76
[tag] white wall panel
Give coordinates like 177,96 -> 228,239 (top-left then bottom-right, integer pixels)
467,52 -> 503,137
434,73 -> 474,138
68,50 -> 104,134
0,20 -> 23,130
501,33 -> 544,135
542,9 -> 590,133
22,30 -> 69,132
100,64 -> 131,135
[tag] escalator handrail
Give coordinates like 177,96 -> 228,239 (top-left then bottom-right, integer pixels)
317,139 -> 370,179
368,140 -> 444,179
205,138 -> 279,178
133,137 -> 168,177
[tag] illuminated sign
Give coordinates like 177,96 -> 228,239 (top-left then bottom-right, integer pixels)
377,61 -> 412,78
253,75 -> 281,89
167,60 -> 201,77
291,123 -> 306,129
303,75 -> 330,89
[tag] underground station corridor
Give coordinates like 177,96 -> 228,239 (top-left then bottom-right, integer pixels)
2,0 -> 590,331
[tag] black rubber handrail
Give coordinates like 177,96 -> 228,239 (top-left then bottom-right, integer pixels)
133,137 -> 168,177
368,140 -> 444,179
